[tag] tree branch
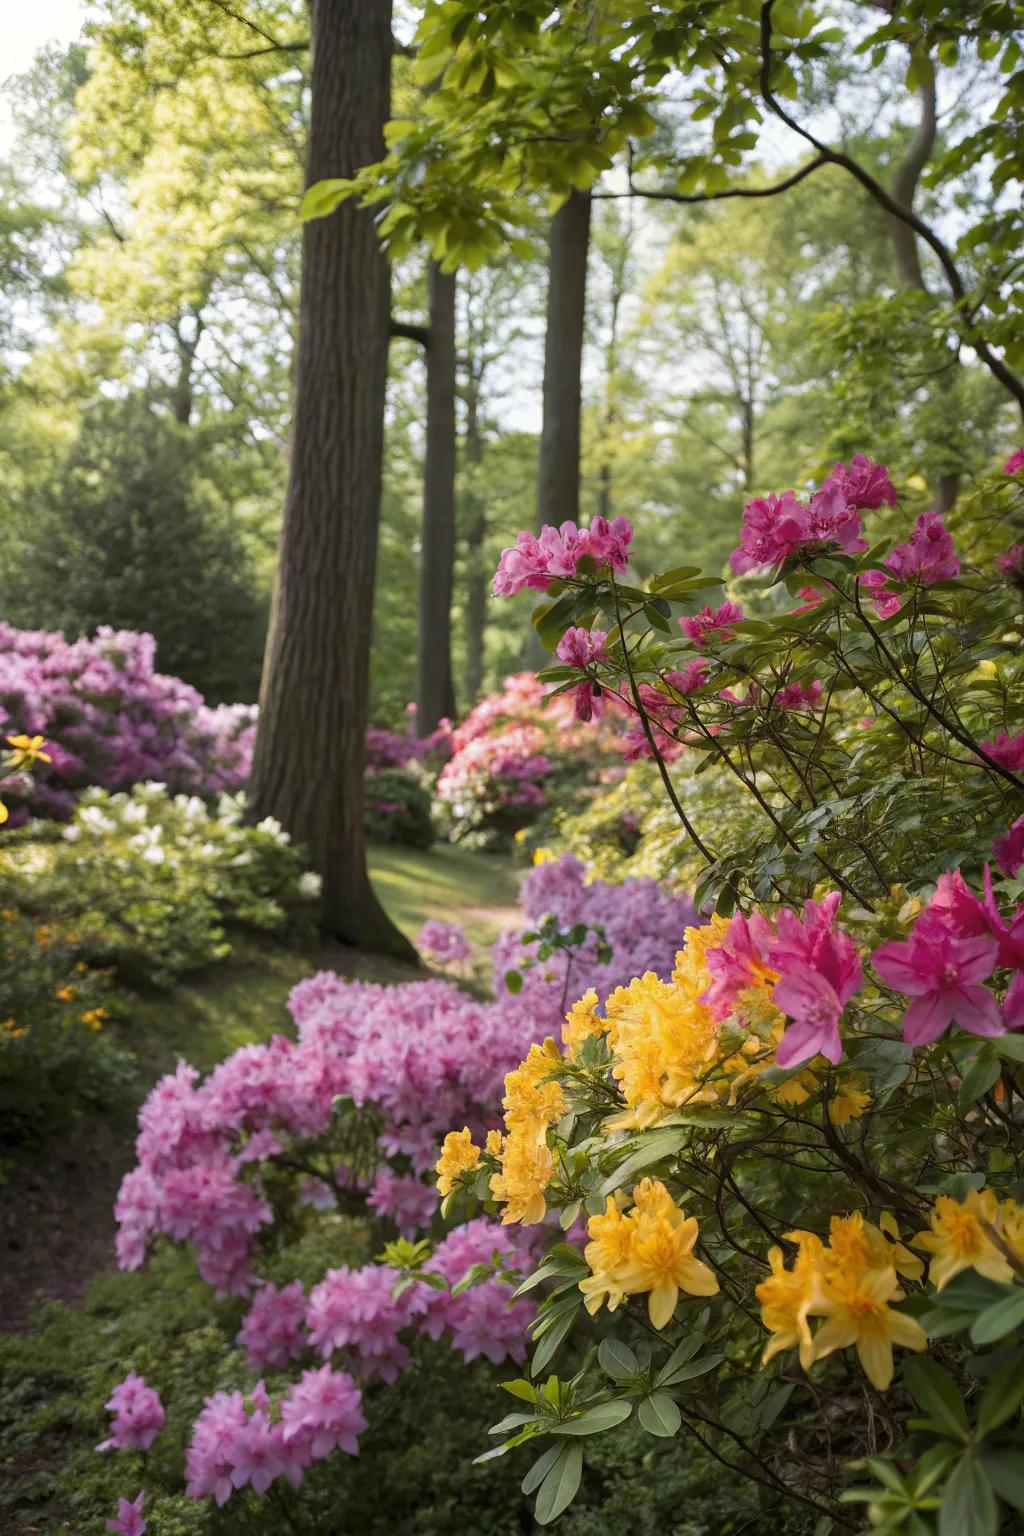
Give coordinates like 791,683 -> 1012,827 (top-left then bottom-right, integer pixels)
389,318 -> 431,347
757,0 -> 1024,419
591,154 -> 829,205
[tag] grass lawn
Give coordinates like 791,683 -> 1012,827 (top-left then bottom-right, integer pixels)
368,842 -> 522,947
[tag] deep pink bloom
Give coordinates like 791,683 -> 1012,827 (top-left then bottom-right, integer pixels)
857,569 -> 902,620
871,917 -> 1001,1046
883,511 -> 959,586
826,454 -> 897,511
775,680 -> 824,711
556,626 -> 609,670
493,519 -> 632,597
995,544 -> 1024,579
701,911 -> 776,1020
665,661 -> 709,695
96,1373 -> 165,1453
994,815 -> 1024,879
679,602 -> 744,648
1003,449 -> 1024,475
790,585 -> 825,614
980,732 -> 1024,772
730,491 -> 809,573
767,895 -> 862,1067
107,1493 -> 146,1536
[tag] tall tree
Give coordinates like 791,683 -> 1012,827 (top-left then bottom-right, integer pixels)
415,260 -> 457,735
249,0 -> 413,959
537,188 -> 592,531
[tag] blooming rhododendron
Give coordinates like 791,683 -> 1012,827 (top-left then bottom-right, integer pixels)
995,543 -> 1024,580
96,1373 -> 165,1453
106,1492 -> 146,1536
1003,448 -> 1024,475
871,917 -> 1002,1045
417,919 -> 472,964
679,601 -> 744,647
994,814 -> 1024,878
882,510 -> 959,585
729,459 -> 883,574
492,516 -> 632,596
980,731 -> 1024,773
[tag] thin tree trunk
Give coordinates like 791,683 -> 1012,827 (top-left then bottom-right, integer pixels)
462,366 -> 486,702
537,188 -> 592,530
249,0 -> 414,960
416,261 -> 457,735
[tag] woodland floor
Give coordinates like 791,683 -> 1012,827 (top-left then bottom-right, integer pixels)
1,844 -> 521,1333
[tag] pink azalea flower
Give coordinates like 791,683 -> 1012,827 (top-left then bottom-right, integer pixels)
556,626 -> 609,670
96,1373 -> 165,1453
1003,448 -> 1024,475
665,661 -> 709,695
871,917 -> 1002,1046
790,585 -> 825,614
826,454 -> 897,511
995,544 -> 1024,580
730,491 -> 810,573
701,911 -> 777,1020
857,569 -> 902,619
883,511 -> 959,586
775,680 -> 824,711
767,895 -> 862,1067
493,519 -> 632,597
980,732 -> 1024,772
994,815 -> 1024,879
107,1492 -> 146,1536
679,602 -> 744,647
417,920 -> 472,965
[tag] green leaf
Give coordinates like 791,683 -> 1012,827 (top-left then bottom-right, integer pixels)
980,1450 -> 1024,1513
597,1129 -> 689,1197
959,1046 -> 1001,1109
654,1333 -> 704,1385
976,1353 -> 1024,1434
638,1392 -> 682,1437
501,1378 -> 539,1404
658,1351 -> 723,1387
552,1400 -> 632,1435
939,1453 -> 999,1536
904,1358 -> 970,1441
534,1442 -> 583,1525
299,177 -> 353,221
598,1338 -> 639,1381
971,1289 -> 1024,1347
530,1303 -> 580,1377
522,1446 -> 562,1497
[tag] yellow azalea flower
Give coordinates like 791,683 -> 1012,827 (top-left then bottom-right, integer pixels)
914,1189 -> 1015,1290
828,1083 -> 872,1125
618,1204 -> 719,1328
532,847 -> 553,865
502,1039 -> 566,1131
602,965 -> 719,1130
485,1128 -> 503,1156
810,1265 -> 927,1392
563,988 -> 604,1054
56,984 -> 76,1002
435,1127 -> 481,1198
580,1196 -> 637,1315
755,1239 -> 824,1370
81,1008 -> 106,1031
489,1123 -> 553,1226
826,1213 -> 922,1283
771,1068 -> 820,1106
6,733 -> 51,766
0,799 -> 7,826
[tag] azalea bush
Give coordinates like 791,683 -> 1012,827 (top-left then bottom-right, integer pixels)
435,673 -> 627,851
0,784 -> 319,987
364,766 -> 435,849
433,454 -> 1024,1531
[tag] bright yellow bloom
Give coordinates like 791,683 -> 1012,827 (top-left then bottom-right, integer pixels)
81,1008 -> 106,1031
827,1212 -> 923,1283
489,1123 -> 553,1225
580,1179 -> 718,1328
603,960 -> 719,1130
810,1265 -> 927,1391
6,733 -> 51,767
755,1238 -> 823,1369
0,800 -> 7,826
502,1039 -> 565,1131
56,984 -> 76,1003
435,1127 -> 481,1198
828,1083 -> 872,1125
562,989 -> 604,1055
914,1189 -> 1015,1290
771,1068 -> 820,1105
485,1128 -> 503,1156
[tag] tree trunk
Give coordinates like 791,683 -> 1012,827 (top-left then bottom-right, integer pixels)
249,0 -> 414,960
537,188 -> 592,530
461,365 -> 486,702
415,261 -> 457,735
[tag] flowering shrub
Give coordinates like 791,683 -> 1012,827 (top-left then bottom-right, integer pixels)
0,904 -> 133,1143
0,625 -> 255,823
364,766 -> 435,848
435,673 -> 626,850
0,784 -> 319,987
432,464 -> 1024,1528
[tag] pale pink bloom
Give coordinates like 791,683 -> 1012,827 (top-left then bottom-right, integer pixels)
1003,448 -> 1024,475
980,731 -> 1024,772
679,602 -> 744,647
871,917 -> 1001,1046
96,1373 -> 165,1453
107,1492 -> 146,1536
493,519 -> 632,596
417,919 -> 472,964
883,511 -> 959,585
994,815 -> 1024,879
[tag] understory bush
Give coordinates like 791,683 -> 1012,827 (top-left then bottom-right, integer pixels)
364,766 -> 435,848
433,452 -> 1024,1531
0,784 -> 319,987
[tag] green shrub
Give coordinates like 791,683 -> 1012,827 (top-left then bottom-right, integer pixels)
0,907 -> 133,1145
0,785 -> 319,988
364,767 -> 435,849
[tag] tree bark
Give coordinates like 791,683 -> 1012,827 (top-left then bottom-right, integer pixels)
461,363 -> 486,703
249,0 -> 414,960
538,188 -> 592,529
415,260 -> 457,735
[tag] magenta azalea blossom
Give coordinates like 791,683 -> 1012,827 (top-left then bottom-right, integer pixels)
772,965 -> 847,1067
679,601 -> 744,647
996,544 -> 1024,580
96,1373 -> 165,1453
883,511 -> 959,586
556,626 -> 609,670
994,815 -> 1024,879
871,918 -> 1001,1046
1003,448 -> 1024,475
827,454 -> 897,510
665,661 -> 709,695
766,895 -> 862,1066
493,518 -> 632,596
701,911 -> 776,1019
857,569 -> 902,619
980,731 -> 1024,773
107,1492 -> 146,1536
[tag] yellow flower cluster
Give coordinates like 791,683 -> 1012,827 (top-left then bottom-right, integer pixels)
488,1039 -> 565,1225
580,1178 -> 719,1328
0,734 -> 51,824
435,1127 -> 481,1198
756,1213 -> 927,1390
914,1188 -> 1024,1291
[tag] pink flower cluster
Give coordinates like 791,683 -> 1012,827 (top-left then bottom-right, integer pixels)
729,456 -> 893,574
680,601 -> 744,648
882,510 -> 959,585
420,1219 -> 537,1364
184,1371 -> 365,1504
492,855 -> 697,1014
107,1492 -> 146,1536
493,516 -> 633,597
365,719 -> 453,771
417,919 -> 472,964
981,732 -> 1024,773
96,1372 -> 165,1453
0,624 -> 254,825
556,626 -> 609,722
